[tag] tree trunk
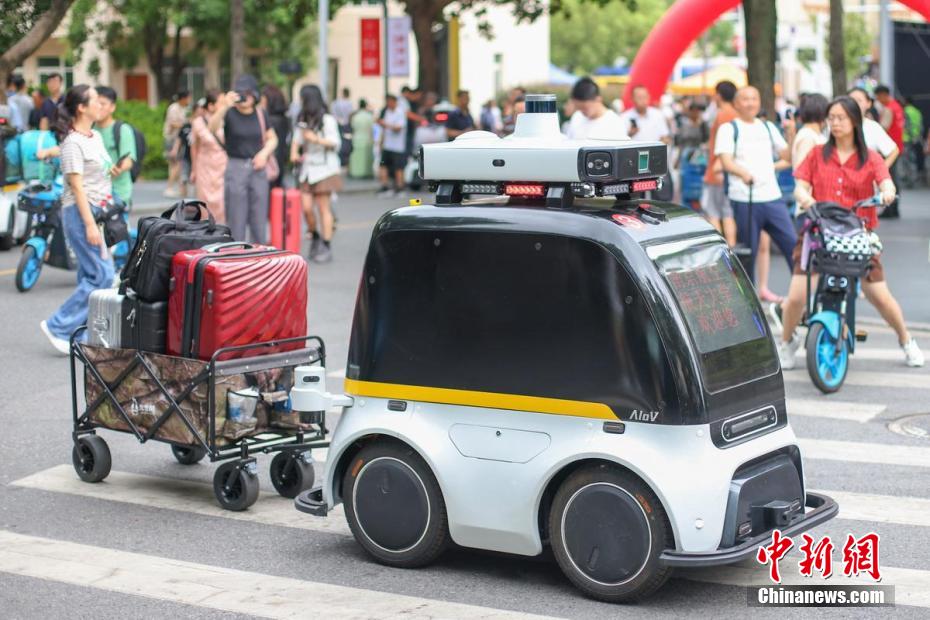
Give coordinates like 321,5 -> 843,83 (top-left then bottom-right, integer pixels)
143,19 -> 168,101
168,23 -> 186,99
231,0 -> 246,79
0,0 -> 76,104
743,0 -> 778,119
410,9 -> 440,93
829,0 -> 846,96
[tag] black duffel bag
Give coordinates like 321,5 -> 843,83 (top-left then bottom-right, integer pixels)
120,200 -> 232,302
94,198 -> 130,247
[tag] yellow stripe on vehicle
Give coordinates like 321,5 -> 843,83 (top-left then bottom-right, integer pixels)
343,378 -> 617,420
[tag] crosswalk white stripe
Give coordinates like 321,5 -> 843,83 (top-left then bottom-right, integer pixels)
0,530 -> 557,619
14,465 -> 930,538
11,465 -> 351,537
681,560 -> 930,608
799,438 -> 930,469
787,399 -> 885,423
815,489 -> 930,529
11,466 -> 930,608
783,370 -> 930,390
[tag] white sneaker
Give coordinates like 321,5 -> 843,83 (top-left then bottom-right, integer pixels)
777,334 -> 802,370
40,320 -> 70,356
902,338 -> 925,367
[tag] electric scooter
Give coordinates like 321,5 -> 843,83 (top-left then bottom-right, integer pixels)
802,196 -> 884,393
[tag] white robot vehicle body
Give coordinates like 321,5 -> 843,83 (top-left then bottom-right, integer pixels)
292,95 -> 837,602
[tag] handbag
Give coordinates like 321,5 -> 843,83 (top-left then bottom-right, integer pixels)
94,199 -> 130,247
119,200 -> 233,302
256,110 -> 280,183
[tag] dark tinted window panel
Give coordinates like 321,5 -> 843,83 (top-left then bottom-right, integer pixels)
652,240 -> 778,393
348,230 -> 682,422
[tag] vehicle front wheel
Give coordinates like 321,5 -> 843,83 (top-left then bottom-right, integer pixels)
342,441 -> 449,568
269,451 -> 315,498
806,322 -> 848,394
15,245 -> 42,292
549,464 -> 672,603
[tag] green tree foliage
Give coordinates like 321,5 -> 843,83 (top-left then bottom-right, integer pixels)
0,0 -> 75,103
0,0 -> 53,52
829,12 -> 871,82
702,18 -> 736,57
550,0 -> 669,74
66,0 -> 336,101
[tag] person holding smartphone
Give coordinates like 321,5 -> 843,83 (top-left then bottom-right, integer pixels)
208,74 -> 278,242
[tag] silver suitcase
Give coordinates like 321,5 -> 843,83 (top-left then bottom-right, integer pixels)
87,288 -> 124,348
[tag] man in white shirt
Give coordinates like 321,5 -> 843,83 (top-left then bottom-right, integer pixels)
620,85 -> 673,198
715,86 -> 797,285
565,77 -> 628,141
620,85 -> 671,144
377,94 -> 408,196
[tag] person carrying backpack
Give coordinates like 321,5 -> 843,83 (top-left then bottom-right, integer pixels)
715,86 -> 796,294
94,86 -> 137,206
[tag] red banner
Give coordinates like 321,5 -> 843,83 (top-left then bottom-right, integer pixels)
360,18 -> 381,77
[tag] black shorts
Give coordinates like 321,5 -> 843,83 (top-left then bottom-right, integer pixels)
381,150 -> 407,174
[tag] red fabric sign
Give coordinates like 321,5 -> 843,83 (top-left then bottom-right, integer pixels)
360,18 -> 381,77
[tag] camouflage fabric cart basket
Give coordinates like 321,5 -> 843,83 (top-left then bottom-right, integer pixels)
72,335 -> 327,453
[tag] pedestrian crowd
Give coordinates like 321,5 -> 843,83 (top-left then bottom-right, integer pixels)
4,72 -> 923,367
554,75 -> 923,368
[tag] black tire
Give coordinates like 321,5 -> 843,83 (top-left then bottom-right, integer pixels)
0,234 -> 12,251
171,444 -> 208,465
71,435 -> 112,483
15,245 -> 41,292
806,322 -> 848,394
342,441 -> 448,568
213,460 -> 260,511
549,464 -> 672,603
269,451 -> 315,498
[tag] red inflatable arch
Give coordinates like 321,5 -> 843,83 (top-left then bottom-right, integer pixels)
623,0 -> 930,105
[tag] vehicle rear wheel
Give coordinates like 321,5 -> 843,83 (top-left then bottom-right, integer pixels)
71,435 -> 112,483
269,451 -> 315,498
806,322 -> 848,393
0,234 -> 12,251
342,441 -> 449,568
171,444 -> 208,465
549,464 -> 672,603
15,245 -> 42,292
213,460 -> 260,511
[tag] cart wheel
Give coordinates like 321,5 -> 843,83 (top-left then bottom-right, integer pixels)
269,451 -> 315,498
213,460 -> 260,511
342,441 -> 448,568
15,245 -> 42,292
71,435 -> 112,483
171,444 -> 208,465
549,464 -> 672,603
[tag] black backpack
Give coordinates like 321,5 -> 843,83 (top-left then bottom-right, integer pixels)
113,120 -> 147,182
120,200 -> 232,302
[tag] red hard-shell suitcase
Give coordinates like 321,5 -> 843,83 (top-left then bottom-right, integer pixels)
167,242 -> 308,360
269,187 -> 302,253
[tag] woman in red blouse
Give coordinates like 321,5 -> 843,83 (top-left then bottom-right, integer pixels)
775,96 -> 923,369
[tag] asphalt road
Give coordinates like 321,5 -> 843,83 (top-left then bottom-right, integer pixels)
0,188 -> 928,618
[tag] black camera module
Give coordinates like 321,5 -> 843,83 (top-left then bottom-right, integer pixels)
584,151 -> 613,178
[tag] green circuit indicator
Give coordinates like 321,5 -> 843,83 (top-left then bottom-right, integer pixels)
638,151 -> 650,173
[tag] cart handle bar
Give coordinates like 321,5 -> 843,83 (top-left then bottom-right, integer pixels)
208,335 -> 326,367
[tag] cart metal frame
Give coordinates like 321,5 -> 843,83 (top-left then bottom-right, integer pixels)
70,329 -> 330,463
